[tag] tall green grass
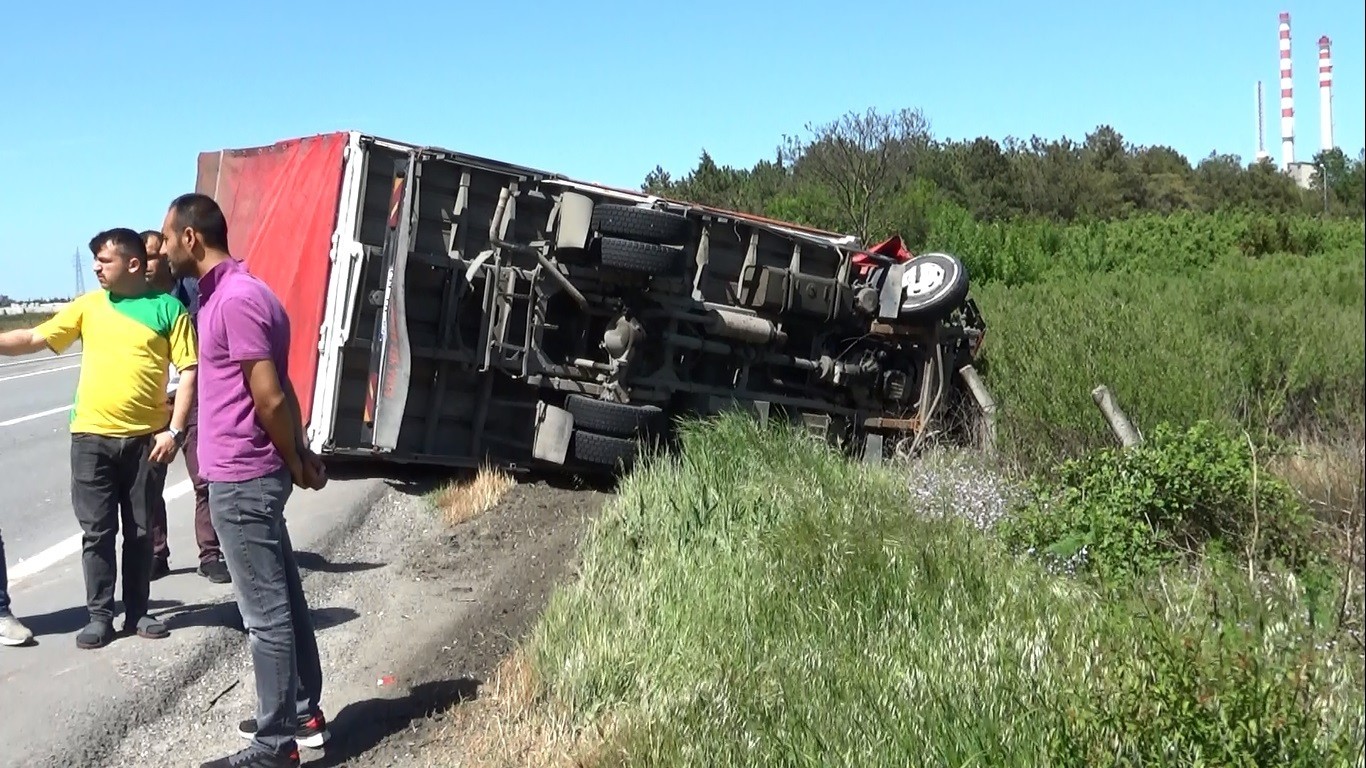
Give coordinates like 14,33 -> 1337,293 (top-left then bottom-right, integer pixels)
525,415 -> 1363,767
972,248 -> 1366,470
917,207 -> 1364,286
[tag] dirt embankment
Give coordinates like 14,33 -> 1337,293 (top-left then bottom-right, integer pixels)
103,471 -> 610,768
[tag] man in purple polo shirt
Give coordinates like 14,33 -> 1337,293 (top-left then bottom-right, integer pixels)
159,193 -> 331,768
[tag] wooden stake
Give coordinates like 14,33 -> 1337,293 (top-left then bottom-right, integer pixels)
1091,384 -> 1141,449
959,364 -> 997,457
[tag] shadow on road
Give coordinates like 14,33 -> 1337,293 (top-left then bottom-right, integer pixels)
294,550 -> 384,574
22,598 -> 183,639
159,602 -> 360,635
308,678 -> 482,768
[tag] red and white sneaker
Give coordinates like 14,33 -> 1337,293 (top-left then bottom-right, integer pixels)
236,710 -> 330,749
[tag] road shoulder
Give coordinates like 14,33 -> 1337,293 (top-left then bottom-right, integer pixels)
100,474 -> 608,767
3,476 -> 386,768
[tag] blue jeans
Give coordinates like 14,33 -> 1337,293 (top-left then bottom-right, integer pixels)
209,467 -> 323,756
0,527 -> 11,617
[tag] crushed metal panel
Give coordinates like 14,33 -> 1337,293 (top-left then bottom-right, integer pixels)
366,153 -> 417,451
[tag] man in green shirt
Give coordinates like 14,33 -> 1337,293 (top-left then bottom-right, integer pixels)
0,228 -> 199,649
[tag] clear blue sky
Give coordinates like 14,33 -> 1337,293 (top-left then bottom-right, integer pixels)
1,0 -> 1361,300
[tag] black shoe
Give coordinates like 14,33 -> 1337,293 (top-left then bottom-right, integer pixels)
150,558 -> 171,581
198,558 -> 232,584
199,746 -> 299,768
238,710 -> 330,749
76,621 -> 113,650
125,614 -> 169,640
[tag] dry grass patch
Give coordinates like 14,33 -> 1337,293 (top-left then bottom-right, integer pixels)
428,466 -> 518,527
1271,432 -> 1365,525
1270,431 -> 1366,645
420,648 -> 614,768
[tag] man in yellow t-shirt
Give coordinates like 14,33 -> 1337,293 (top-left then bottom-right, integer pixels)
0,227 -> 198,650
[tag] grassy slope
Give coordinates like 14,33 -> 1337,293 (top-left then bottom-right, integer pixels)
520,415 -> 1363,766
450,218 -> 1366,766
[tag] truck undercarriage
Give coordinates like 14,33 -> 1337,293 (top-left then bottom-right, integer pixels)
198,132 -> 989,476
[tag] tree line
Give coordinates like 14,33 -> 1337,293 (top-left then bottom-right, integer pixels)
640,107 -> 1366,245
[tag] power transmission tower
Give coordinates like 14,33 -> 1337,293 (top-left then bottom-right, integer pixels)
73,249 -> 86,297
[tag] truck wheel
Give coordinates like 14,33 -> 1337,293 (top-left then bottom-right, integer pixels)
591,204 -> 691,246
572,430 -> 638,469
897,252 -> 970,321
566,395 -> 663,437
600,237 -> 682,274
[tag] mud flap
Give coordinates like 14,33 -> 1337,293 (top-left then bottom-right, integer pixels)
554,191 -> 594,251
862,433 -> 885,465
532,402 -> 574,464
878,262 -> 908,320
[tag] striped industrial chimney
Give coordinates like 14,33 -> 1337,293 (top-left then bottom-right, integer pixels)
1279,12 -> 1295,171
1319,36 -> 1334,152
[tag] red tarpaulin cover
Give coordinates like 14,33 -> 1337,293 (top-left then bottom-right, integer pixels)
194,132 -> 348,426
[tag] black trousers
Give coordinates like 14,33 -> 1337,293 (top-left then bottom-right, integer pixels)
70,432 -> 166,625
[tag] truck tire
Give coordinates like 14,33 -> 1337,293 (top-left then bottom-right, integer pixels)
591,204 -> 690,246
572,430 -> 638,468
566,395 -> 662,437
600,237 -> 682,274
897,252 -> 970,321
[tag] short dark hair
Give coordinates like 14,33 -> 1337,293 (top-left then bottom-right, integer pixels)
168,193 -> 230,251
88,228 -> 148,261
140,229 -> 163,248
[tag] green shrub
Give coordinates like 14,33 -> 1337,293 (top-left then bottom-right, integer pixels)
1055,563 -> 1365,768
1000,420 -> 1313,583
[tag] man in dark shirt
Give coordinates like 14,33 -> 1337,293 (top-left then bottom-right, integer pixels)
142,230 -> 229,584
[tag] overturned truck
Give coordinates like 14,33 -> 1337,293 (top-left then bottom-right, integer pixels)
194,132 -> 988,474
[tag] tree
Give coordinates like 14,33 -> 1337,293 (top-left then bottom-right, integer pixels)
778,107 -> 933,242
642,165 -> 672,195
1311,148 -> 1365,216
635,106 -> 1359,235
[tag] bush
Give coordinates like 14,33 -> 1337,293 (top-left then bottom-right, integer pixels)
999,421 -> 1313,583
1056,564 -> 1365,768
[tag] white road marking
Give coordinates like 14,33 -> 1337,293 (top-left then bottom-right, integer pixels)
0,405 -> 72,427
0,363 -> 81,384
0,352 -> 80,370
8,479 -> 193,585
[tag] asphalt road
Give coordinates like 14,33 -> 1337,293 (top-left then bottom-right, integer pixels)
0,346 -> 87,564
0,345 -> 388,768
